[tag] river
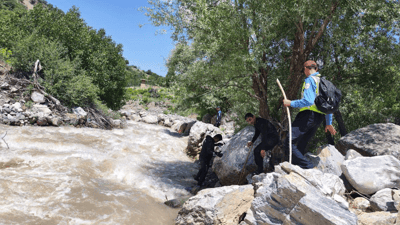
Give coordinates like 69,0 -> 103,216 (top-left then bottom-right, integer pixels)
0,121 -> 198,224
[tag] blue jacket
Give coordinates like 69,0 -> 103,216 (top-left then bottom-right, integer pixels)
290,72 -> 333,125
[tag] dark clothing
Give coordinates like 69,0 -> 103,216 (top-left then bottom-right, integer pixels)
284,110 -> 325,169
251,118 -> 279,173
254,141 -> 276,174
195,135 -> 221,186
195,157 -> 212,186
199,135 -> 217,158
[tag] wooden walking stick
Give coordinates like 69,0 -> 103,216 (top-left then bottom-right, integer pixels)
276,79 -> 292,164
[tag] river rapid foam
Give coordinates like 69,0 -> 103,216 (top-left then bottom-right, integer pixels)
0,121 -> 198,224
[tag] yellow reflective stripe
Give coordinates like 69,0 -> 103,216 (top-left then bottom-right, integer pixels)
299,75 -> 325,114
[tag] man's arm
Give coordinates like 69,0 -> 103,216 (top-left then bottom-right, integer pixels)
291,77 -> 316,108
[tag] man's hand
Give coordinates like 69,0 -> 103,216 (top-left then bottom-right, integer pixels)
247,141 -> 253,147
325,125 -> 337,135
260,150 -> 266,158
283,99 -> 291,107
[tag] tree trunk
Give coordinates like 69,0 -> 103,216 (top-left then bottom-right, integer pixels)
334,110 -> 347,136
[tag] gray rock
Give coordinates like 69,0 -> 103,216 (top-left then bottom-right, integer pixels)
10,87 -> 18,93
31,91 -> 45,103
345,149 -> 363,160
341,155 -> 400,195
112,119 -> 121,128
163,118 -> 174,127
37,116 -> 48,126
142,115 -> 158,124
351,197 -> 370,212
306,145 -> 344,177
176,185 -> 254,225
11,102 -> 22,112
27,104 -> 52,117
139,111 -> 147,117
213,126 -> 261,185
246,164 -> 357,225
370,188 -> 398,212
187,121 -> 222,156
49,117 -> 61,127
336,123 -> 400,160
72,107 -> 87,118
1,82 -> 10,89
64,113 -> 79,126
129,114 -> 142,122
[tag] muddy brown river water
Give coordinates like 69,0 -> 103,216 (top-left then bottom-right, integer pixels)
0,121 -> 198,224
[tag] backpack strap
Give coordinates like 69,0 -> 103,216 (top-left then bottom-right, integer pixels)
310,75 -> 320,95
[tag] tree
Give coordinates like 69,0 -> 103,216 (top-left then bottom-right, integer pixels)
144,0 -> 400,129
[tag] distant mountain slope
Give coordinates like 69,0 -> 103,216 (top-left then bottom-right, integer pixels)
126,65 -> 165,87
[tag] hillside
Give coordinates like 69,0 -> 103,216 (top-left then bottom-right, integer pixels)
126,65 -> 166,87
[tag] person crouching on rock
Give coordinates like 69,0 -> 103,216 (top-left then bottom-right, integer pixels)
194,134 -> 223,187
245,113 -> 279,175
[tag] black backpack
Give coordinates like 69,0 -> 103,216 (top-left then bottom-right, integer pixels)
312,76 -> 342,114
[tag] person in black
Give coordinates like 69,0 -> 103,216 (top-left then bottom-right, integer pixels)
194,134 -> 223,186
245,113 -> 279,174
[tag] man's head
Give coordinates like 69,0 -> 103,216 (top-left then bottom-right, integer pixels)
303,60 -> 318,76
213,134 -> 223,142
216,106 -> 220,111
245,113 -> 256,125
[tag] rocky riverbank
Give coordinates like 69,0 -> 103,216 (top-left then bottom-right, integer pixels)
173,123 -> 400,225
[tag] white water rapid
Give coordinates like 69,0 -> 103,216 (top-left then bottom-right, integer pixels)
0,121 -> 198,224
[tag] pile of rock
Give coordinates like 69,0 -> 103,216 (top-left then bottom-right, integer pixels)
174,123 -> 400,224
0,75 -> 119,129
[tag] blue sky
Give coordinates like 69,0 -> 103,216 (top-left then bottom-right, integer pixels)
46,0 -> 174,77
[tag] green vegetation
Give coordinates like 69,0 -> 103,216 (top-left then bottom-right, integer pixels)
0,2 -> 127,109
126,65 -> 166,87
144,0 -> 400,149
0,48 -> 12,65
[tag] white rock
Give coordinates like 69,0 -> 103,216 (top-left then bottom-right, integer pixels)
341,155 -> 400,195
31,91 -> 45,103
176,185 -> 254,225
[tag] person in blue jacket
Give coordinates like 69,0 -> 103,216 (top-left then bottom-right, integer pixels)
282,60 -> 337,169
214,106 -> 222,127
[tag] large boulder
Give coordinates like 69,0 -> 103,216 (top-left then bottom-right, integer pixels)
341,155 -> 400,195
176,185 -> 254,225
213,126 -> 261,185
242,163 -> 356,225
186,121 -> 222,156
336,123 -> 400,160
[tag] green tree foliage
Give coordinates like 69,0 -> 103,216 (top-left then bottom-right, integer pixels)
11,33 -> 99,106
0,2 -> 128,109
0,0 -> 26,11
145,0 -> 400,146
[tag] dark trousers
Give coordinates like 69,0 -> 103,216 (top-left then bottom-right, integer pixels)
284,110 -> 324,169
254,138 -> 279,174
195,155 -> 212,186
